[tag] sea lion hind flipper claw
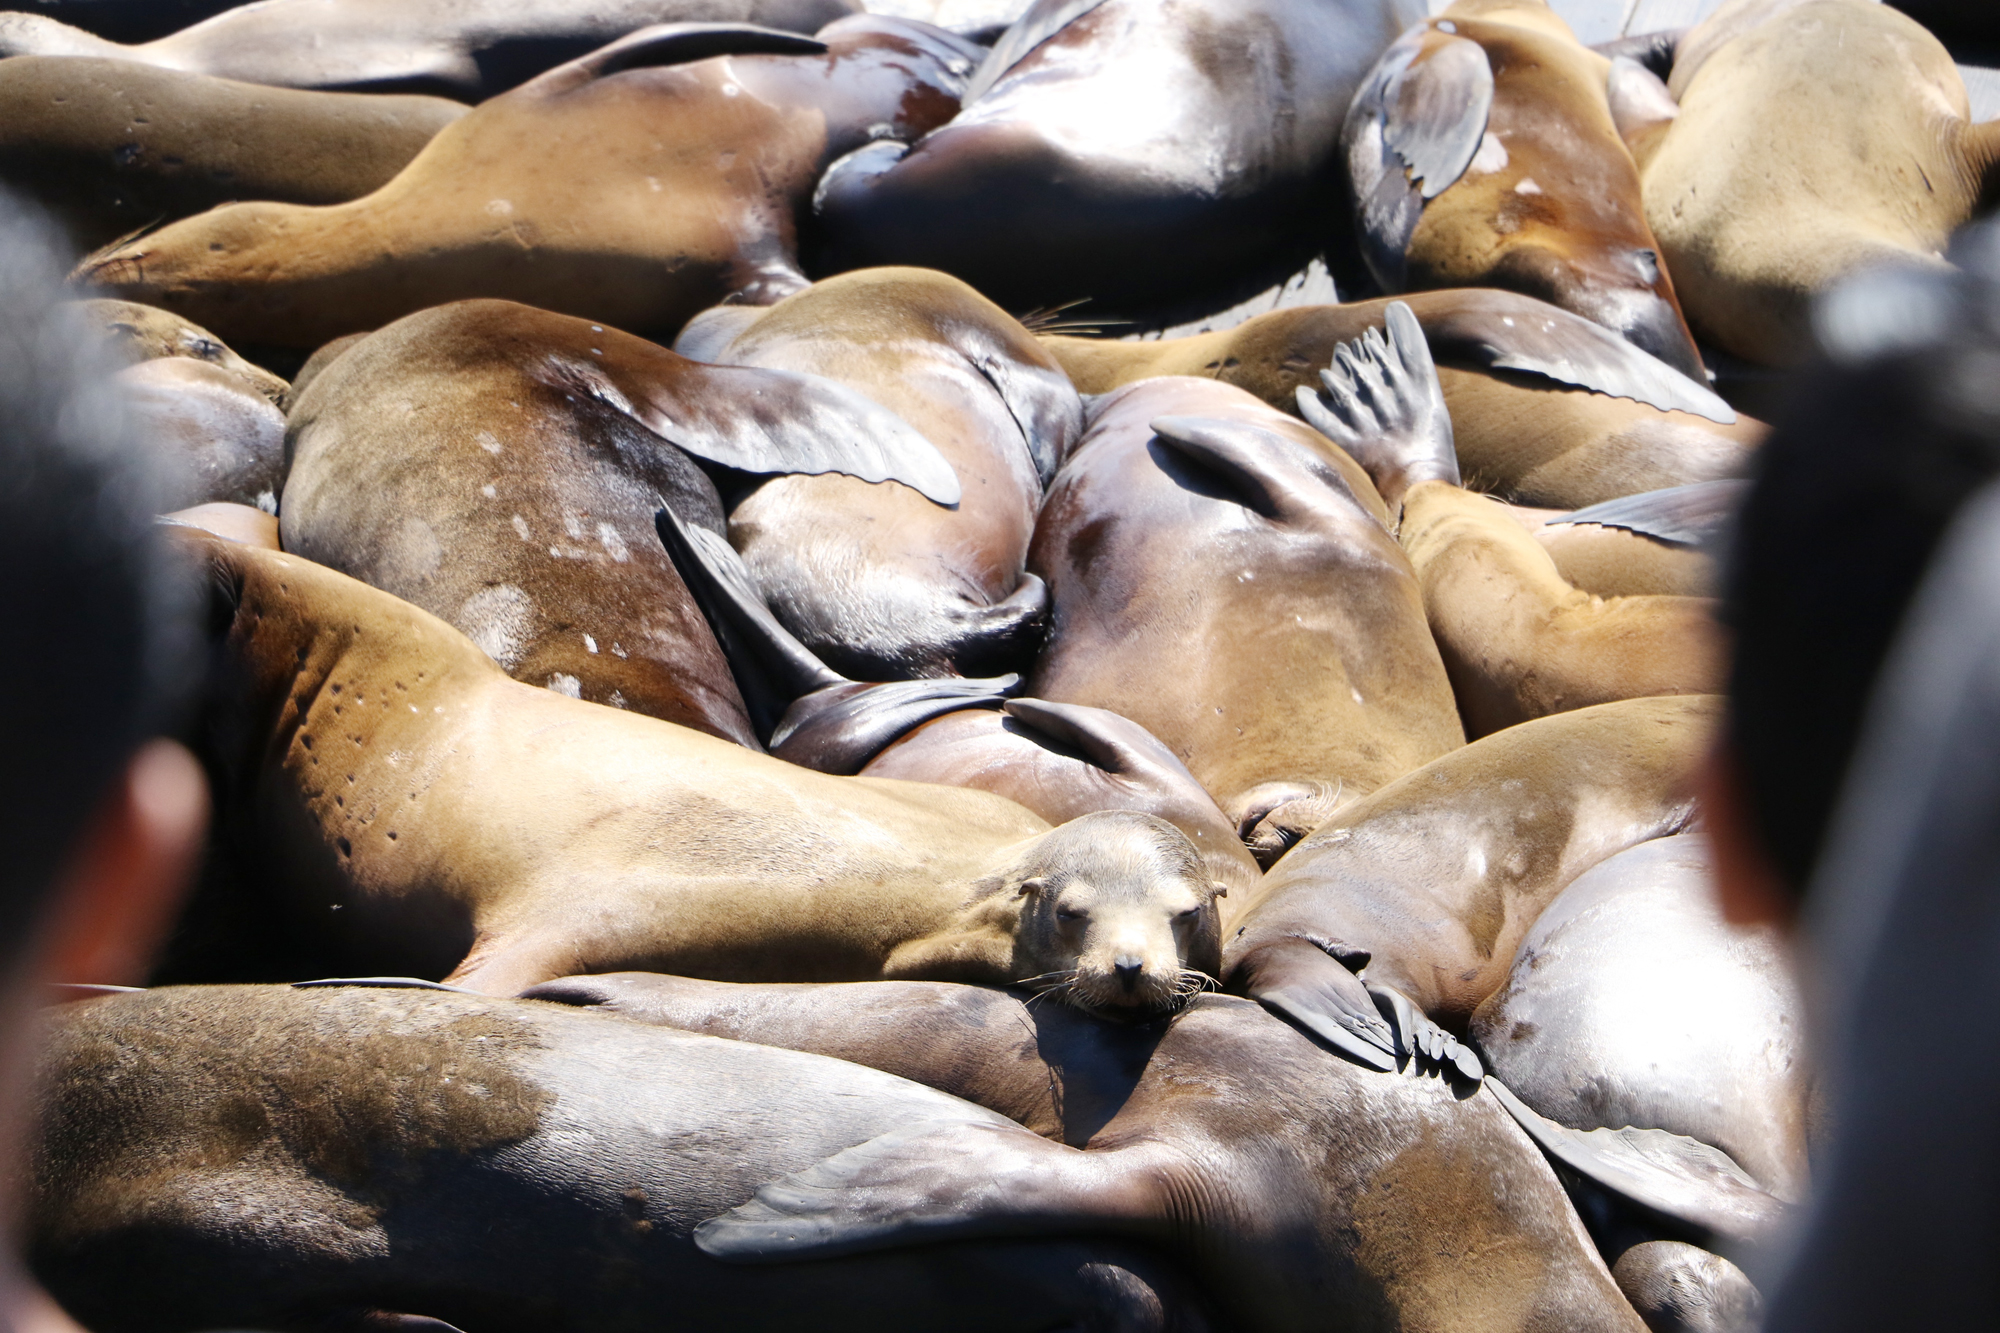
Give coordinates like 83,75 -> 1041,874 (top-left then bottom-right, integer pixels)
696,1118 -> 1105,1263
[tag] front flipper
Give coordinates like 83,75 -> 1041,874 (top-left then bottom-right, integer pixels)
1367,981 -> 1484,1084
1296,300 -> 1459,506
696,1119 -> 1156,1263
1231,935 -> 1399,1073
655,504 -> 846,739
771,676 -> 1018,774
1483,1078 -> 1790,1249
1147,415 -> 1363,523
1547,479 -> 1748,549
959,0 -> 1114,104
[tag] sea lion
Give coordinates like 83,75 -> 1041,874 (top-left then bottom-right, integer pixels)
31,984 -> 1207,1333
1297,305 -> 1723,736
1640,0 -> 2000,365
0,57 -> 464,251
119,355 -> 285,511
279,297 -> 966,744
6,0 -> 252,43
1023,373 -> 1466,859
1038,289 -> 1761,509
182,530 -> 1224,1008
524,974 -> 1650,1333
73,17 -> 981,351
1222,694 -> 1712,1071
0,0 -> 860,98
63,298 -> 287,402
1470,834 -> 1812,1204
161,501 -> 278,549
1612,1241 -> 1762,1333
707,267 -> 1082,680
811,0 -> 1426,322
1344,0 -> 1705,377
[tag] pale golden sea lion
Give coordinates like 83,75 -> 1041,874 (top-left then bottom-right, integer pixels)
182,530 -> 1224,1011
72,17 -> 981,350
62,297 -> 287,401
1344,0 -> 1704,376
1640,0 -> 2000,365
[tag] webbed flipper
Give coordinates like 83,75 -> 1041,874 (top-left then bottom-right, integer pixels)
1549,479 -> 1748,548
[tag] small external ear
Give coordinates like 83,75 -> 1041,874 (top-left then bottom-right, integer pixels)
1212,884 -> 1227,899
1015,876 -> 1048,899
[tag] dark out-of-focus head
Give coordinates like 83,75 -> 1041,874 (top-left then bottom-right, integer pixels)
0,191 -> 192,966
1723,219 -> 2000,898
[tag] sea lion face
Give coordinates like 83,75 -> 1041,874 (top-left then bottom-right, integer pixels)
1009,812 -> 1223,1021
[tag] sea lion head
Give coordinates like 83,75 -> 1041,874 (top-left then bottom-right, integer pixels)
1005,811 -> 1224,1022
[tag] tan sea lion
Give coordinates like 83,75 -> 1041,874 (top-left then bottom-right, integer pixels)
1297,304 -> 1722,736
1038,289 -> 1762,509
279,297 -> 968,744
160,501 -> 278,549
73,17 -> 981,351
0,0 -> 859,98
183,530 -> 1224,1009
1640,0 -> 2000,365
1023,374 -> 1466,860
0,57 -> 464,251
1344,0 -> 1704,377
1222,694 -> 1712,1069
63,297 -> 287,401
32,984 -> 1209,1333
708,267 -> 1082,680
526,973 -> 1652,1333
119,355 -> 285,511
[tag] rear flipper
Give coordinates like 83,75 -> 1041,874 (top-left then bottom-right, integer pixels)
1481,1078 -> 1790,1252
1296,301 -> 1459,508
1548,479 -> 1748,550
696,1119 -> 1159,1263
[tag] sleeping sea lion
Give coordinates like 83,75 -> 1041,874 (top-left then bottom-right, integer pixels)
1023,374 -> 1466,859
1038,289 -> 1761,509
1344,0 -> 1704,377
1222,694 -> 1712,1070
526,973 -> 1651,1333
1639,0 -> 2000,365
0,0 -> 859,98
120,356 -> 285,512
183,530 -> 1224,1009
63,298 -> 287,402
279,297 -> 965,744
812,0 -> 1426,322
1470,834 -> 1812,1204
73,17 -> 981,350
32,984 -> 1207,1333
0,58 -> 464,251
1297,302 -> 1722,736
707,267 -> 1082,680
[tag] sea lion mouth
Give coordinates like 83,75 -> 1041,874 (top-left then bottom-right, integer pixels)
1016,968 -> 1216,1023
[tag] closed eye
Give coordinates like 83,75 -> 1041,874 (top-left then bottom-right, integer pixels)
1056,907 -> 1084,922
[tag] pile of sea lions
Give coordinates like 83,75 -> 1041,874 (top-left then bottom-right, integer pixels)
12,0 -> 1989,1328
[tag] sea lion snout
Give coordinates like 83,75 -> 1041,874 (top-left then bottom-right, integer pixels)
1009,811 -> 1223,1020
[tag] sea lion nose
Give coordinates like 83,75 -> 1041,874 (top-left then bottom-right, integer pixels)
1114,956 -> 1144,990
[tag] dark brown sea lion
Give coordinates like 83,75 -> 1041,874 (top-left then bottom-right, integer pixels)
708,267 -> 1082,679
183,530 -> 1224,1009
120,355 -> 285,511
1222,694 -> 1712,1069
0,58 -> 465,251
1641,0 -> 2000,365
31,984 -> 1208,1333
1024,373 -> 1465,859
279,298 -> 964,744
526,973 -> 1648,1333
812,0 -> 1426,321
1038,289 -> 1761,509
0,0 -> 859,98
1470,834 -> 1812,1204
64,298 -> 287,402
1296,304 -> 1723,736
73,17 -> 980,351
1345,0 -> 1704,377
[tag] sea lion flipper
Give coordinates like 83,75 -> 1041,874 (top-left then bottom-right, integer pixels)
1366,981 -> 1484,1084
1378,32 -> 1494,202
773,676 -> 1018,774
1297,301 -> 1459,502
696,1119 -> 1133,1262
560,22 -> 829,81
960,0 -> 1115,105
1146,415 -> 1325,519
654,503 -> 845,739
1000,698 -> 1181,778
1548,479 -> 1749,548
1420,292 -> 1737,423
1234,936 -> 1400,1073
642,363 -> 962,507
1482,1077 -> 1790,1247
